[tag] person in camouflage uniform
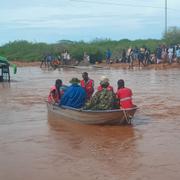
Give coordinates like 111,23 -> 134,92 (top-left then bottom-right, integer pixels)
84,79 -> 118,110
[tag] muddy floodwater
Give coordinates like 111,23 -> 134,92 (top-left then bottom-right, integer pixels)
0,66 -> 180,180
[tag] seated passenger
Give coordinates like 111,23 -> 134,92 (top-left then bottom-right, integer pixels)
97,76 -> 114,92
59,84 -> 68,95
48,85 -> 59,104
48,79 -> 68,104
116,79 -> 134,109
80,72 -> 94,100
55,79 -> 68,96
60,78 -> 86,108
84,79 -> 117,110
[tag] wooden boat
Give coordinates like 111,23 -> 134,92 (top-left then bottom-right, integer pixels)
47,102 -> 138,125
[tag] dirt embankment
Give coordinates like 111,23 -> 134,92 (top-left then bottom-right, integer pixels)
99,62 -> 180,70
12,60 -> 180,70
12,61 -> 40,67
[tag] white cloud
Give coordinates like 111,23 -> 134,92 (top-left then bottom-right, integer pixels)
0,0 -> 180,44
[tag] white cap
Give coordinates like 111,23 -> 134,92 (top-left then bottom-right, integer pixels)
100,75 -> 109,82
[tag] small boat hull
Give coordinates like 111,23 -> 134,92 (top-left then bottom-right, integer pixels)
47,102 -> 137,125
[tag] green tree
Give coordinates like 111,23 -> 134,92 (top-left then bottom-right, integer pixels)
163,26 -> 180,45
0,38 -> 163,62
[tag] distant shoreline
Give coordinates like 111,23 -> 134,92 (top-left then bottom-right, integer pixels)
11,61 -> 40,67
11,60 -> 180,69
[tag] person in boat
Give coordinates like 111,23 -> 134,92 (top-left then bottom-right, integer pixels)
48,85 -> 59,104
48,79 -> 68,104
60,78 -> 86,108
80,72 -> 94,100
84,78 -> 117,110
55,79 -> 68,96
116,79 -> 134,109
97,76 -> 114,92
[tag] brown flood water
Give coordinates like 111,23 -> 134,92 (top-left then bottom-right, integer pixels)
0,67 -> 180,180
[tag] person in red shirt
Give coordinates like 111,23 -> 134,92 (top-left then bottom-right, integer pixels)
97,76 -> 114,92
48,85 -> 59,104
116,79 -> 134,109
48,79 -> 67,104
80,72 -> 94,100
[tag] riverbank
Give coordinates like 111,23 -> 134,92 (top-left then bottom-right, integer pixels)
100,62 -> 180,70
12,61 -> 40,67
11,60 -> 180,69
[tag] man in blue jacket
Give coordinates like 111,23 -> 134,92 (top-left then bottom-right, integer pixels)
60,78 -> 86,108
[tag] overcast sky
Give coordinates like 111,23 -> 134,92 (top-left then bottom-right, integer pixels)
0,0 -> 180,45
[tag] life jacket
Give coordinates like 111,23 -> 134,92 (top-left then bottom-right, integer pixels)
116,87 -> 133,109
52,59 -> 60,65
48,86 -> 60,103
97,85 -> 114,92
80,79 -> 94,99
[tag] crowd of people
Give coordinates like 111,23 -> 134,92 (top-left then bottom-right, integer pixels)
41,44 -> 180,69
40,49 -> 71,68
106,44 -> 180,67
48,72 -> 135,111
155,44 -> 180,64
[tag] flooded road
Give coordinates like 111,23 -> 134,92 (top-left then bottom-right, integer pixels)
0,66 -> 180,180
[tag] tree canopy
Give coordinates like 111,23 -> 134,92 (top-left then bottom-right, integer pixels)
163,26 -> 180,45
0,26 -> 179,62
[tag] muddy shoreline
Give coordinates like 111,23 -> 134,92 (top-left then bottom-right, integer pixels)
12,60 -> 180,69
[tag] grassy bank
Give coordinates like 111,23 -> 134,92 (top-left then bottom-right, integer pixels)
0,39 -> 163,63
